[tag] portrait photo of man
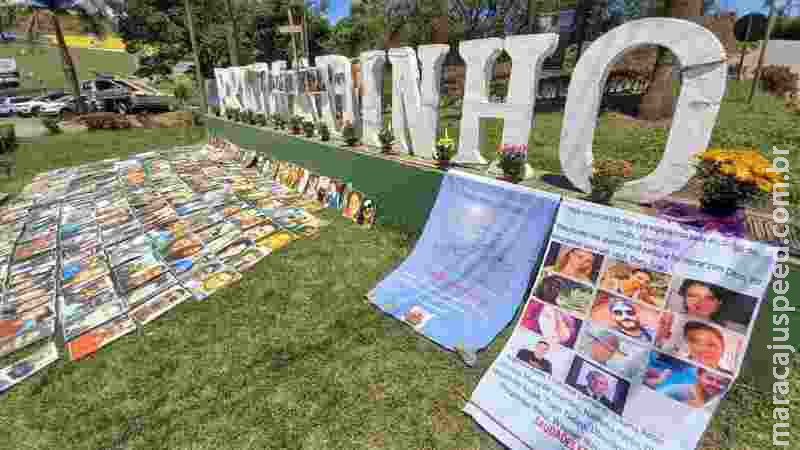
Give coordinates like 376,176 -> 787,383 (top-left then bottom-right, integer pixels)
516,341 -> 553,375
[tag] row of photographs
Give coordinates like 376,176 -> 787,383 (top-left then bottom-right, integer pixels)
208,135 -> 378,228
512,323 -> 732,418
537,241 -> 758,338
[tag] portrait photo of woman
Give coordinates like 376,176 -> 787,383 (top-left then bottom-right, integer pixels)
666,278 -> 755,335
542,243 -> 603,285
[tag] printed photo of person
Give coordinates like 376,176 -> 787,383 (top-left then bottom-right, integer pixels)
656,317 -> 741,374
516,340 -> 553,375
598,260 -> 671,308
643,352 -> 731,409
542,242 -> 604,284
316,177 -> 331,203
325,179 -> 344,209
519,299 -> 582,348
303,174 -> 319,199
356,199 -> 376,228
404,305 -> 434,331
576,325 -> 648,380
590,292 -> 660,344
666,278 -> 756,335
530,273 -> 594,317
565,358 -> 630,415
343,191 -> 364,221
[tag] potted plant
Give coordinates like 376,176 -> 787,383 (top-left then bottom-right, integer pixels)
655,148 -> 778,237
588,159 -> 633,204
342,121 -> 359,147
378,124 -> 394,154
434,130 -> 456,169
270,113 -> 283,129
303,120 -> 315,138
318,122 -> 331,141
497,144 -> 528,183
289,115 -> 303,134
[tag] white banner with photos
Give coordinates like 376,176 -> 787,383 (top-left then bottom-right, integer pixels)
464,199 -> 776,450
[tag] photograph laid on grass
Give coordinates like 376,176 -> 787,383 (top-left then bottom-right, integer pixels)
368,170 -> 559,364
464,199 -> 777,450
0,135 -> 380,392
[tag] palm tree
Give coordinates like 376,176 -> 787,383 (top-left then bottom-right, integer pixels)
26,0 -> 125,113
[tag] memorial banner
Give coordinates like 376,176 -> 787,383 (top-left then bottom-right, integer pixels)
464,199 -> 777,450
368,171 -> 560,362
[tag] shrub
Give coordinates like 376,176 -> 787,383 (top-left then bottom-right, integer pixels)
41,117 -> 61,135
82,113 -> 133,131
271,113 -> 285,129
303,120 -> 315,137
210,105 -> 220,117
289,115 -> 303,133
318,122 -> 330,141
342,121 -> 359,146
378,125 -> 394,150
0,124 -> 16,153
173,77 -> 193,108
256,113 -> 267,126
754,65 -> 799,97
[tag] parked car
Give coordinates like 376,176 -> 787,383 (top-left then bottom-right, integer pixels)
15,91 -> 67,117
39,95 -> 79,119
0,97 -> 13,116
80,74 -> 173,113
2,96 -> 33,116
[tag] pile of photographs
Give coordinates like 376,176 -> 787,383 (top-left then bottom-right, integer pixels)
0,134 -> 375,394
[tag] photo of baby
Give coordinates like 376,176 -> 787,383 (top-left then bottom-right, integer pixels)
404,306 -> 434,331
541,242 -> 604,285
598,260 -> 671,309
519,299 -> 582,349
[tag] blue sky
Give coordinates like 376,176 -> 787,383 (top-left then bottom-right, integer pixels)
327,0 -> 351,24
323,0 -> 793,25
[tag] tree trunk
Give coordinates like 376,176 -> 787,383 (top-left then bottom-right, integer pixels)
431,15 -> 448,44
225,0 -> 241,66
638,0 -> 702,120
52,12 -> 85,113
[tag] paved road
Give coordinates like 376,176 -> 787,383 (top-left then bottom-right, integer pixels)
0,116 -> 47,138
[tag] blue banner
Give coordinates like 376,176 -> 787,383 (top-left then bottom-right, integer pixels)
368,171 -> 560,362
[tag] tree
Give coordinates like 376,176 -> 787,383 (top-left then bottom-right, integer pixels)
638,0 -> 704,121
25,0 -> 124,113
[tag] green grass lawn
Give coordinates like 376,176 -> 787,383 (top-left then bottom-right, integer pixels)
0,127 -> 796,449
0,43 -> 137,93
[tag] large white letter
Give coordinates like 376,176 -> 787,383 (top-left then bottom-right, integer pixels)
454,34 -> 558,164
360,50 -> 387,147
559,18 -> 726,202
388,45 -> 449,158
316,54 -> 357,135
270,61 -> 290,117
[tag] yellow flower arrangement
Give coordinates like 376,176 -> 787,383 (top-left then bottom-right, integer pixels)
696,148 -> 777,193
691,147 -> 783,215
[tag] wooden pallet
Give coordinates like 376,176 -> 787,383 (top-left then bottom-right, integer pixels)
745,209 -> 800,255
